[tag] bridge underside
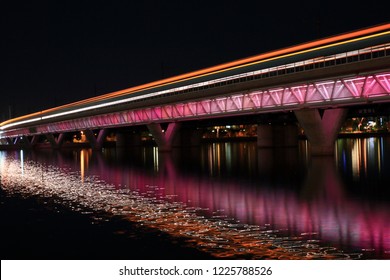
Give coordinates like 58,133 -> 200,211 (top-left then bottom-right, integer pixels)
1,72 -> 390,156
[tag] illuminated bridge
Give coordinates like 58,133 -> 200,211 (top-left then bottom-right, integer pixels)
1,23 -> 390,155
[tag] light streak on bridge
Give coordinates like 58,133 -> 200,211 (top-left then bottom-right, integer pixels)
1,23 -> 390,155
1,72 -> 389,137
2,23 -> 390,127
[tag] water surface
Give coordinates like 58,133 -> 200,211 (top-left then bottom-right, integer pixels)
1,138 -> 389,259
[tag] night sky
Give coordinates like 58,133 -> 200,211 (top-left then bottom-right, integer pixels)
1,0 -> 390,120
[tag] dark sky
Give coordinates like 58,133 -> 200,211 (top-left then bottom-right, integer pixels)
1,0 -> 390,120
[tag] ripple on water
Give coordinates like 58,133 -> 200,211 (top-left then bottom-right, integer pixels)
0,157 -> 363,260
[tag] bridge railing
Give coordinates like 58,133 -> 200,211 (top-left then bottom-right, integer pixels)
125,43 -> 390,103
1,42 -> 390,135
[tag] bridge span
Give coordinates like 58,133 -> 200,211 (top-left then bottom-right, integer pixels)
1,23 -> 390,155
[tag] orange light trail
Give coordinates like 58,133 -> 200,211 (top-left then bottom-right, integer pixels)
1,23 -> 390,129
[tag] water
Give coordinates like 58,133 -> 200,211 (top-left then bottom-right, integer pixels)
1,138 -> 390,259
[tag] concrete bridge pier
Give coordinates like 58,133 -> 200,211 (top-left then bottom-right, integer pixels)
116,132 -> 142,148
30,135 -> 39,147
257,125 -> 273,148
0,137 -> 18,149
172,127 -> 203,147
22,135 -> 39,149
294,108 -> 347,156
45,133 -> 65,149
84,129 -> 107,150
257,124 -> 298,148
147,122 -> 181,152
274,124 -> 298,147
9,136 -> 36,149
5,138 -> 15,145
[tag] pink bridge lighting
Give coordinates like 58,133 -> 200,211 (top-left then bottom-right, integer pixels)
3,72 -> 390,138
74,151 -> 389,258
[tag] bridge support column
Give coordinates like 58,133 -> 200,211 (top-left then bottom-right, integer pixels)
84,129 -> 107,150
5,138 -> 14,145
14,136 -> 31,149
45,133 -> 65,149
274,124 -> 298,147
257,124 -> 298,148
173,127 -> 203,147
116,133 -> 128,149
116,132 -> 140,148
294,108 -> 347,156
18,135 -> 38,149
129,131 -> 142,146
257,125 -> 273,148
30,135 -> 39,146
147,122 -> 181,152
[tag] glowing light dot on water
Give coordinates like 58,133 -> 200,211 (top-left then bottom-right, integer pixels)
0,155 -> 372,260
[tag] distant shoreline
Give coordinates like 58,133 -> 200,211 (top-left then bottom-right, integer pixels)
337,131 -> 390,138
1,133 -> 389,150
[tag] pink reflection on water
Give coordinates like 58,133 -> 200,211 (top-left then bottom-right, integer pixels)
70,147 -> 390,258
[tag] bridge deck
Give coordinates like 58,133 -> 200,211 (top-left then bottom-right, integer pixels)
1,23 -> 390,139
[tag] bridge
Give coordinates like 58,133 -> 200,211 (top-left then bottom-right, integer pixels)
1,23 -> 390,155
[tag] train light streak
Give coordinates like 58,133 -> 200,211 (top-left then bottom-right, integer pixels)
1,72 -> 390,139
1,24 -> 390,134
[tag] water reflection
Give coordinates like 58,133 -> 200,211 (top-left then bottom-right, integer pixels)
336,137 -> 388,180
79,149 -> 91,183
1,138 -> 390,259
20,150 -> 24,176
336,137 -> 390,200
